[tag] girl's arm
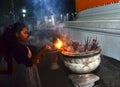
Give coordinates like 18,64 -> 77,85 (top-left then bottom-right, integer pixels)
32,45 -> 47,64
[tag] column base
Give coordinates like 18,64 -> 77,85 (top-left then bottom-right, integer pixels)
68,73 -> 100,87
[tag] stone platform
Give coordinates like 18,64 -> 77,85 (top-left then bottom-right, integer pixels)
0,55 -> 120,87
38,55 -> 120,87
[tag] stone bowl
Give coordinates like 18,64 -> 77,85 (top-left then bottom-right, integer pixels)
61,49 -> 101,73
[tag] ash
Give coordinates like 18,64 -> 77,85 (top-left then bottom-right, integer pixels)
61,37 -> 100,54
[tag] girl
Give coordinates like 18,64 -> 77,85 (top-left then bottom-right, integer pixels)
2,22 -> 45,87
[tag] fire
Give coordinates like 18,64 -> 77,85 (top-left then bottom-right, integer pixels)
54,38 -> 63,50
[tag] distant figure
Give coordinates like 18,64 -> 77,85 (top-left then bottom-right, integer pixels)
1,22 -> 45,87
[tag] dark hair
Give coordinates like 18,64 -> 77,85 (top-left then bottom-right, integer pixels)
0,22 -> 27,54
0,22 -> 27,74
12,22 -> 27,34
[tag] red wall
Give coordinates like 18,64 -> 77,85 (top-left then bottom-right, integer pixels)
76,0 -> 119,12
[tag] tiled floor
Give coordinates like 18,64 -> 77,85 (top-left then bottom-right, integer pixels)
38,55 -> 120,87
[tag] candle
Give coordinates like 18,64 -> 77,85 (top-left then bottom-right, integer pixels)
51,15 -> 55,25
66,13 -> 69,21
60,14 -> 63,21
44,16 -> 48,25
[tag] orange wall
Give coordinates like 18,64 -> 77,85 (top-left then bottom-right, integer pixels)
76,0 -> 119,12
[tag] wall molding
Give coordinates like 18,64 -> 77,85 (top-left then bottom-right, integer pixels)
65,26 -> 120,37
65,3 -> 120,35
76,3 -> 120,19
65,20 -> 120,32
64,3 -> 120,61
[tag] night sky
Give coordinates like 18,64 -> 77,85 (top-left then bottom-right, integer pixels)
0,0 -> 75,13
0,0 -> 31,14
0,0 -> 75,25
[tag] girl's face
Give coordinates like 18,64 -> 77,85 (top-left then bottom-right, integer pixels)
16,27 -> 29,42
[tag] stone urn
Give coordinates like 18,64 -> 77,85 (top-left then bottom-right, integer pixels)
61,49 -> 101,73
46,50 -> 60,70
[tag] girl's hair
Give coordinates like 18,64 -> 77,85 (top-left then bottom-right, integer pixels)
0,22 -> 27,54
12,22 -> 27,35
0,22 -> 27,73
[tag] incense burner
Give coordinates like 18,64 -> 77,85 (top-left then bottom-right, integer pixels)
61,49 -> 101,73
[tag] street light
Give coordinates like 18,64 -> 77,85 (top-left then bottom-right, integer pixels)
22,8 -> 27,23
22,9 -> 27,18
22,9 -> 27,14
22,14 -> 26,18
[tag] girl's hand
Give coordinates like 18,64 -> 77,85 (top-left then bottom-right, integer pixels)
33,45 -> 52,64
33,52 -> 44,64
33,46 -> 46,64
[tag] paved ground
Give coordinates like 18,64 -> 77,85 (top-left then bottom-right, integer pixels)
38,55 -> 120,87
94,56 -> 120,87
0,55 -> 120,87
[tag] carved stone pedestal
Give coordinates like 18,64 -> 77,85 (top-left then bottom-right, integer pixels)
50,62 -> 60,70
69,74 -> 100,87
47,51 -> 60,70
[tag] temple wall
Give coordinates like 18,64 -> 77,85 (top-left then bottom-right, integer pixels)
64,3 -> 120,61
75,0 -> 119,12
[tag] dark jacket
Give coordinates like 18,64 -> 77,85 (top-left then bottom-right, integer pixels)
12,42 -> 33,67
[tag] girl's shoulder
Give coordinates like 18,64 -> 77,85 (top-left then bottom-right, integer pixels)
13,42 -> 28,54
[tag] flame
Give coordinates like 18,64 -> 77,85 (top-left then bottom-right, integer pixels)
54,38 -> 63,50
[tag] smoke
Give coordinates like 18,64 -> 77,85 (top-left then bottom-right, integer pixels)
28,23 -> 68,48
26,0 -> 65,24
24,0 -> 68,49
